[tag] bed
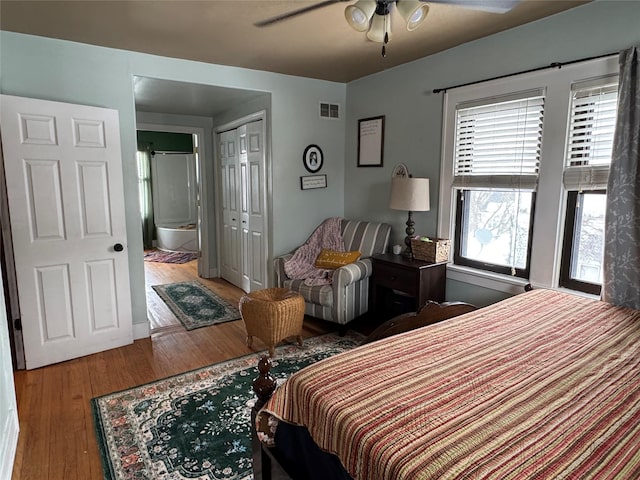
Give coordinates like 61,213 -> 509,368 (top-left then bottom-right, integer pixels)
252,289 -> 640,479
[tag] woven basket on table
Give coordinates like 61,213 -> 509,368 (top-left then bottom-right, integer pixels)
239,287 -> 305,357
410,238 -> 450,263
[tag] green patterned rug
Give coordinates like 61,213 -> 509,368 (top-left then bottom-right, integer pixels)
92,332 -> 363,480
152,281 -> 241,330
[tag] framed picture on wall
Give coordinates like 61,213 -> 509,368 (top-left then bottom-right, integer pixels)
357,116 -> 385,167
300,174 -> 327,190
303,144 -> 323,173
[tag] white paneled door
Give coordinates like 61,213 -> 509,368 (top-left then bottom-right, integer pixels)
239,121 -> 266,292
220,128 -> 242,288
0,95 -> 133,369
218,119 -> 266,292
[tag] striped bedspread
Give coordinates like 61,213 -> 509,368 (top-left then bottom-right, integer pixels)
259,289 -> 640,479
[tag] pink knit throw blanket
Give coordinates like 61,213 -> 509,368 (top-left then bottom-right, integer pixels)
284,217 -> 344,286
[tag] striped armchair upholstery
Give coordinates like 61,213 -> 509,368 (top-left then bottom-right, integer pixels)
274,219 -> 391,326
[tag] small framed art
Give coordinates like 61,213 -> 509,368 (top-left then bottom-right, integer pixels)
357,115 -> 385,167
303,144 -> 323,173
300,174 -> 327,190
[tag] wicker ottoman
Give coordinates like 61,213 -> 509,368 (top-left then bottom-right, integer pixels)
239,288 -> 305,357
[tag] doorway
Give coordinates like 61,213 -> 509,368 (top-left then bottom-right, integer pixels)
136,125 -> 208,331
133,76 -> 272,332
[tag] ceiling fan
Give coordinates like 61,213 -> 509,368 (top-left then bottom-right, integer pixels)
255,0 -> 521,56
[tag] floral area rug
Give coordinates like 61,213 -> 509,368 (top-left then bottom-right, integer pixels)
144,249 -> 198,264
92,332 -> 364,480
152,281 -> 241,330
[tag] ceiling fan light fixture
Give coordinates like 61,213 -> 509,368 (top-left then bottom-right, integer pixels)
366,12 -> 389,43
345,0 -> 377,32
396,1 -> 429,31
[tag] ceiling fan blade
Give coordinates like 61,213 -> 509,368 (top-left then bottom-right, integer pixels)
425,0 -> 521,14
255,0 -> 349,27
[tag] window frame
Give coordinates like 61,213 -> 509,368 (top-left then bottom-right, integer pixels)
453,189 -> 536,278
559,190 -> 606,296
438,55 -> 619,295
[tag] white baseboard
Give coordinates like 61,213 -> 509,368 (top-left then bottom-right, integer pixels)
133,321 -> 150,340
0,410 -> 19,480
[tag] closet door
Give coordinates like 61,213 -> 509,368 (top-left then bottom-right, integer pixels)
219,119 -> 267,292
244,120 -> 266,292
238,125 -> 251,292
219,129 -> 241,288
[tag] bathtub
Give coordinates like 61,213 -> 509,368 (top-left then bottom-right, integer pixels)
156,224 -> 198,252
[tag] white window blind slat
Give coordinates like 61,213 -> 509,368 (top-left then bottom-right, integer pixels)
452,174 -> 539,190
454,93 -> 544,188
564,80 -> 618,184
564,82 -> 618,172
563,166 -> 610,191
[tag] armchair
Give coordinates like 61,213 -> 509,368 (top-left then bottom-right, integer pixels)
274,219 -> 391,326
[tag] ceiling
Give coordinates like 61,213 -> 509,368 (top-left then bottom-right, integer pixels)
133,76 -> 269,118
1,0 -> 591,83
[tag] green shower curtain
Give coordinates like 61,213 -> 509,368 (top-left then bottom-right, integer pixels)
137,148 -> 155,250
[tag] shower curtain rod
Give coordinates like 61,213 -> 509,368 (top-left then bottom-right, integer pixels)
150,150 -> 194,155
432,51 -> 619,94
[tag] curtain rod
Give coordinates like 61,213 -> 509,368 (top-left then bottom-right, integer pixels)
432,51 -> 619,94
151,150 -> 194,155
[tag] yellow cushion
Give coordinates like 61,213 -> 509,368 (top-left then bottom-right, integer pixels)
314,249 -> 361,269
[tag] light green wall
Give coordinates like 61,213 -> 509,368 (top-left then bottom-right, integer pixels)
344,0 -> 640,304
0,32 -> 346,326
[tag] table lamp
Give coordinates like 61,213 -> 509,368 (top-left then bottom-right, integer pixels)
389,177 -> 430,259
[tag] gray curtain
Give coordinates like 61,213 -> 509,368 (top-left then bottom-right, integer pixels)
603,46 -> 640,310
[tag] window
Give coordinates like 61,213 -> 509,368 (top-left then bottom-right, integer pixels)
439,55 -> 619,295
560,191 -> 606,295
454,190 -> 535,277
451,92 -> 544,278
560,79 -> 618,294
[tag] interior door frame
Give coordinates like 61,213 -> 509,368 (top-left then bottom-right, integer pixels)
0,140 -> 25,369
136,123 -> 210,277
214,110 -> 272,290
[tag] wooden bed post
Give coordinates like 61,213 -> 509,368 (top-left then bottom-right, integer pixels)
253,356 -> 277,409
252,356 -> 278,480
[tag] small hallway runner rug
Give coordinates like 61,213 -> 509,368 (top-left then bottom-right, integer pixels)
152,281 -> 241,330
92,332 -> 363,480
144,249 -> 198,264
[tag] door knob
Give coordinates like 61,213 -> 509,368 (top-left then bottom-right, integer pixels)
113,243 -> 124,252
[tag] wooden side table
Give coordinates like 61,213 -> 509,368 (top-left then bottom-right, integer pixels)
370,253 -> 446,321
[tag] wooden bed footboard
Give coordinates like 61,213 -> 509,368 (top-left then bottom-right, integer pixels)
250,299 -> 478,479
363,300 -> 477,344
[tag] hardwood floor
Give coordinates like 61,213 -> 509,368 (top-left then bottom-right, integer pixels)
144,254 -> 244,331
10,258 -> 335,480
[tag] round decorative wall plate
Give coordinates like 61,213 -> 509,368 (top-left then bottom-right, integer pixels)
303,144 -> 323,173
392,163 -> 409,178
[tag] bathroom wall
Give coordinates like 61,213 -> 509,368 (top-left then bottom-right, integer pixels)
137,130 -> 197,248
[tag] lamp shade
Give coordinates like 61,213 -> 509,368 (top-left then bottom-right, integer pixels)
396,1 -> 429,31
390,177 -> 430,211
345,0 -> 377,32
366,13 -> 389,43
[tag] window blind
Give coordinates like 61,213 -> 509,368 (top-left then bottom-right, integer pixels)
453,91 -> 544,190
563,79 -> 618,190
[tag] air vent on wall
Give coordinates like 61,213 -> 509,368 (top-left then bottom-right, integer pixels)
320,102 -> 340,119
